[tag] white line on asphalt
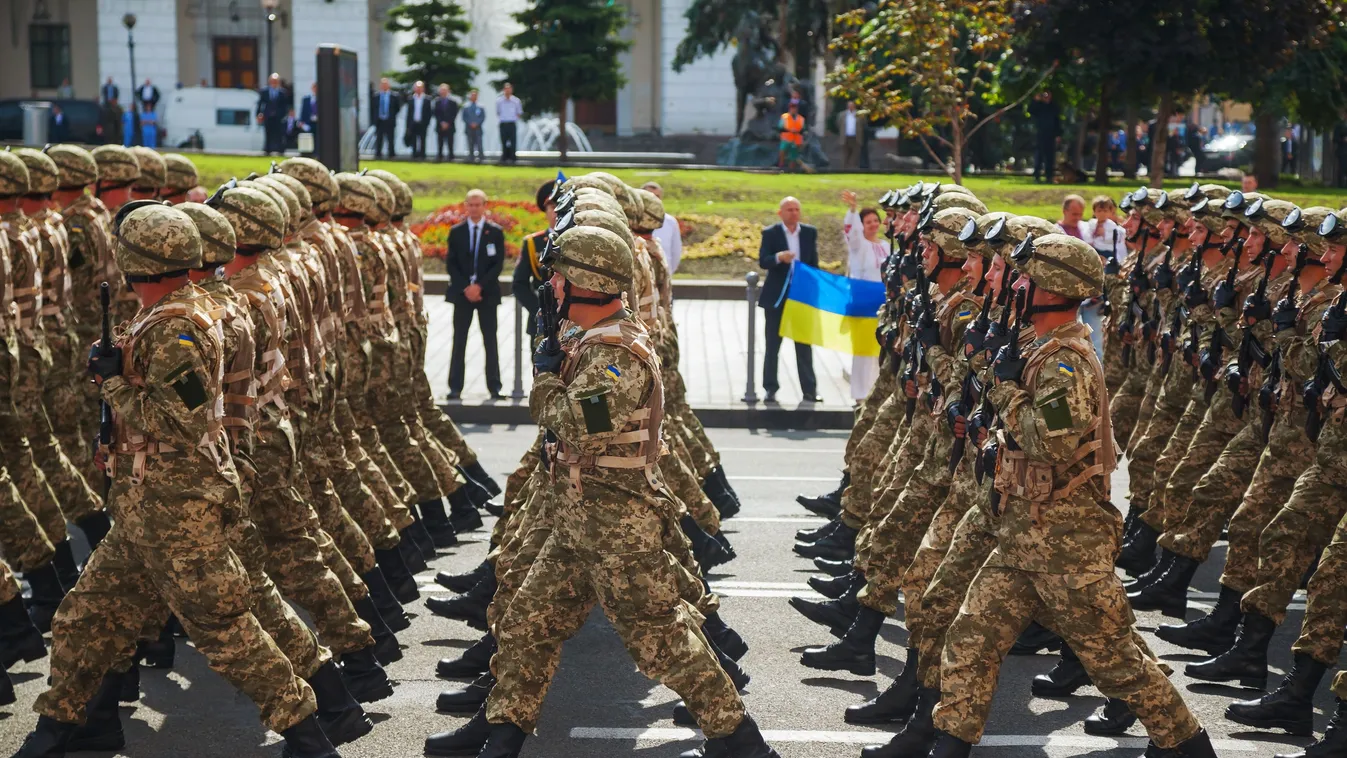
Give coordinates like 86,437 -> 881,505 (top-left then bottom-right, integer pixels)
727,516 -> 829,523
711,581 -> 812,590
732,476 -> 845,482
714,589 -> 820,598
716,447 -> 846,454
567,728 -> 1259,751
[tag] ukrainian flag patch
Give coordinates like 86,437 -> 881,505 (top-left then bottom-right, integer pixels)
957,309 -> 973,321
1057,361 -> 1075,377
177,333 -> 195,347
604,364 -> 621,380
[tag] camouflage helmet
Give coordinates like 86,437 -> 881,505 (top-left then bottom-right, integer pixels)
252,177 -> 302,237
216,185 -> 286,249
924,207 -> 980,260
333,172 -> 379,220
1125,187 -> 1172,227
13,148 -> 59,195
1188,185 -> 1233,233
923,191 -> 988,216
983,214 -> 1057,251
279,157 -> 338,214
562,174 -> 615,197
240,180 -> 293,238
573,209 -> 637,256
632,187 -> 665,233
571,188 -> 626,220
1282,206 -> 1337,257
128,147 -> 166,190
958,211 -> 1012,260
551,226 -> 634,295
615,185 -> 643,229
365,169 -> 413,218
1221,190 -> 1266,223
264,171 -> 313,222
1008,232 -> 1103,300
1315,208 -> 1347,252
44,144 -> 98,189
113,202 -> 203,275
1244,197 -> 1299,248
362,173 -> 395,225
91,145 -> 140,186
0,151 -> 30,196
586,172 -> 627,195
162,153 -> 199,194
176,202 -> 236,266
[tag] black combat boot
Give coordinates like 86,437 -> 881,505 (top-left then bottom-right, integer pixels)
425,702 -> 492,756
118,663 -> 139,703
423,494 -> 462,548
1009,621 -> 1062,656
788,590 -> 860,639
672,700 -> 697,726
681,515 -> 732,572
710,637 -> 750,690
136,622 -> 176,669
796,519 -> 839,544
1186,612 -> 1278,689
24,563 -> 66,633
10,715 -> 77,758
352,595 -> 402,665
797,473 -> 847,519
436,672 -> 494,714
340,646 -> 394,704
279,714 -> 341,758
793,523 -> 857,561
397,528 -> 430,573
703,466 -> 741,520
461,460 -> 502,499
74,511 -> 111,550
425,574 -> 494,631
476,721 -> 527,758
1177,729 -> 1219,758
437,632 -> 496,678
1083,698 -> 1136,736
809,570 -> 858,599
685,714 -> 779,758
50,540 -> 81,591
306,661 -> 373,747
1031,645 -> 1091,697
406,508 -> 439,558
860,686 -> 939,757
1117,520 -> 1159,576
847,647 -> 920,725
1226,652 -> 1327,735
1124,549 -> 1174,594
801,605 -> 885,676
436,560 -> 492,594
0,662 -> 12,707
813,557 -> 853,577
447,491 -> 484,533
373,547 -> 420,604
925,732 -> 973,758
360,568 -> 411,632
1156,584 -> 1242,654
702,612 -> 749,662
1128,553 -> 1201,618
1275,697 -> 1347,758
711,532 -> 737,563
0,593 -> 47,668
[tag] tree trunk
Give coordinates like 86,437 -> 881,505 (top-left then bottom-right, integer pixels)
1148,91 -> 1174,188
952,117 -> 964,185
1094,84 -> 1111,185
1253,110 -> 1279,189
558,96 -> 568,163
776,0 -> 794,73
1072,114 -> 1087,173
1123,102 -> 1139,180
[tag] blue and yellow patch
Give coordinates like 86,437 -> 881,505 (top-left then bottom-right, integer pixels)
1057,361 -> 1075,377
957,309 -> 973,321
604,364 -> 621,380
177,333 -> 195,347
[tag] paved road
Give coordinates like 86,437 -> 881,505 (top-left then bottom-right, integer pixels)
1,426 -> 1334,757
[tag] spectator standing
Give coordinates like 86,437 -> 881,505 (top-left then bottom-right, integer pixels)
299,83 -> 319,136
758,196 -> 819,403
841,102 -> 860,169
98,97 -> 123,145
1242,173 -> 1258,193
56,78 -> 73,99
434,84 -> 459,162
513,180 -> 557,337
371,77 -> 401,159
1186,121 -> 1206,174
140,108 -> 158,147
101,77 -> 119,104
445,189 -> 506,400
777,100 -> 806,171
1082,195 -> 1125,357
642,181 -> 683,274
461,90 -> 485,162
405,80 -> 432,159
284,109 -> 301,150
137,78 -> 161,112
496,83 -> 524,164
1056,194 -> 1087,239
841,190 -> 887,402
255,73 -> 291,155
1028,91 -> 1059,183
50,105 -> 70,142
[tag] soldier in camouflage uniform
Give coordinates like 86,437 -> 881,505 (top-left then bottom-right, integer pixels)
1,556 -> 48,707
10,202 -> 338,758
89,146 -> 142,327
126,147 -> 166,202
160,153 -> 198,205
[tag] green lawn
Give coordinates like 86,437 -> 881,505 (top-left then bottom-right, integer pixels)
187,153 -> 1347,278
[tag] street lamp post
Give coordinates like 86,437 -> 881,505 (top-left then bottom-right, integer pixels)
123,13 -> 138,146
261,0 -> 279,81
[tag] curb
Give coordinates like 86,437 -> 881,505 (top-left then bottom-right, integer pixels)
442,402 -> 852,431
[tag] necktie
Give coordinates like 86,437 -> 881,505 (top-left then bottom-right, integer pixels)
471,224 -> 479,257
381,93 -> 388,119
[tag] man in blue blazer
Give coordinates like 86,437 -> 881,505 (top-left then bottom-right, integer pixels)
758,196 -> 819,403
299,83 -> 319,137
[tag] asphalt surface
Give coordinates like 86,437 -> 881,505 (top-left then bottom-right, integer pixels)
1,424 -> 1335,757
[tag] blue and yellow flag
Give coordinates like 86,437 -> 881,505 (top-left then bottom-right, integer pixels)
778,262 -> 886,357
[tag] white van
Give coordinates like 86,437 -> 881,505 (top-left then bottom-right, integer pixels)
161,87 -> 265,152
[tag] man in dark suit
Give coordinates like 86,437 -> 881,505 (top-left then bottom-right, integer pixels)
758,196 -> 818,403
256,74 -> 292,155
136,79 -> 161,113
512,179 -> 557,337
445,189 -> 507,399
433,83 -> 459,162
299,82 -> 319,137
405,80 -> 432,159
371,77 -> 401,159
101,77 -> 119,105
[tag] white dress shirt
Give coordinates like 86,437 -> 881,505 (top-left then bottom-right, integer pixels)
496,96 -> 524,123
412,94 -> 425,122
842,209 -> 888,282
844,111 -> 857,138
1086,218 -> 1127,263
652,213 -> 683,274
781,224 -> 801,261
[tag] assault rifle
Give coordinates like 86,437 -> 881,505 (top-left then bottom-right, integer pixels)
903,266 -> 940,423
1228,249 -> 1277,419
1259,244 -> 1308,441
947,290 -> 997,473
97,282 -> 113,497
1202,238 -> 1245,402
981,288 -> 1027,516
1143,298 -> 1162,366
1306,291 -> 1347,441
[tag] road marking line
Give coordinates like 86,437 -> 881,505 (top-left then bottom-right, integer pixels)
725,516 -> 829,523
714,589 -> 820,598
567,728 -> 1258,751
715,447 -> 845,454
731,475 -> 845,482
711,581 -> 812,590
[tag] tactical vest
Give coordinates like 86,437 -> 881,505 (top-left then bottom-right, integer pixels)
394,226 -> 426,321
3,218 -> 43,335
231,265 -> 292,413
347,227 -> 395,337
993,329 -> 1118,525
110,285 -> 229,484
30,210 -> 72,326
552,319 -> 665,495
632,238 -> 660,328
326,221 -> 369,329
201,280 -> 259,451
0,230 -> 17,338
270,251 -> 318,405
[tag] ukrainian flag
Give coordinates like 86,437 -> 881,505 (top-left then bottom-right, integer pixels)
778,262 -> 886,357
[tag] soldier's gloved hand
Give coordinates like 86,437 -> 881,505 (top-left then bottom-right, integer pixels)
532,344 -> 565,375
1213,279 -> 1237,310
1272,300 -> 1299,333
992,344 -> 1025,384
1198,349 -> 1219,383
946,402 -> 966,438
916,319 -> 941,349
88,343 -> 123,382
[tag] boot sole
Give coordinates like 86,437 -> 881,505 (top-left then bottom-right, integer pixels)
844,710 -> 910,725
348,679 -> 395,704
322,709 -> 375,746
1153,630 -> 1234,656
1223,710 -> 1313,736
1,637 -> 48,668
1186,670 -> 1267,689
1030,680 -> 1091,698
381,613 -> 412,633
801,655 -> 876,677
425,740 -> 488,757
1127,598 -> 1189,619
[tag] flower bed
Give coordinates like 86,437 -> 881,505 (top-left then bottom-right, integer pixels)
411,200 -> 548,260
680,214 -> 762,261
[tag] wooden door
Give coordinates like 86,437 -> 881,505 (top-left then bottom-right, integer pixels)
213,37 -> 259,90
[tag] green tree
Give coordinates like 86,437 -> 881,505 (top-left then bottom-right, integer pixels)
488,0 -> 630,161
384,0 -> 478,94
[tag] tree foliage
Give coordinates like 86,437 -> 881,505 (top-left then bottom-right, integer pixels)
384,0 -> 478,94
672,0 -> 848,78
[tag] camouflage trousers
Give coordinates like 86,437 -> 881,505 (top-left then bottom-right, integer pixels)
1293,493 -> 1347,668
1240,415 -> 1347,623
913,506 -> 998,689
492,435 -> 543,550
839,395 -> 905,530
855,411 -> 937,566
36,528 -> 316,732
1127,359 -> 1166,456
665,421 -> 720,535
372,388 -> 449,505
487,535 -> 743,737
858,429 -> 955,615
0,558 -> 19,605
1108,359 -> 1150,452
414,368 -> 480,468
16,342 -> 102,523
1140,391 -> 1209,533
1125,396 -> 1188,522
41,323 -> 101,494
845,366 -> 897,468
1155,391 -> 1252,562
310,411 -> 400,552
334,398 -> 409,544
347,397 -> 417,531
933,566 -> 1201,749
262,525 -> 373,656
1218,410 -> 1313,596
0,468 -> 55,570
0,434 -> 64,545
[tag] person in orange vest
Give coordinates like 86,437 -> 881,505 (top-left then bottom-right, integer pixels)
777,100 -> 806,171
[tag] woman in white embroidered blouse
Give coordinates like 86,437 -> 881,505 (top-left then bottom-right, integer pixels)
841,190 -> 889,402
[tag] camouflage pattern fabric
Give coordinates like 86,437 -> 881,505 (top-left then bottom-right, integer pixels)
838,394 -> 903,530
1292,494 -> 1347,667
1154,390 -> 1248,561
0,558 -> 18,605
0,484 -> 54,570
913,506 -> 997,689
262,527 -> 374,655
1140,391 -> 1210,534
854,410 -> 937,569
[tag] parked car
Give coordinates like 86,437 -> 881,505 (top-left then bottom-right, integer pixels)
1202,133 -> 1255,171
0,99 -> 101,144
161,87 -> 265,152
